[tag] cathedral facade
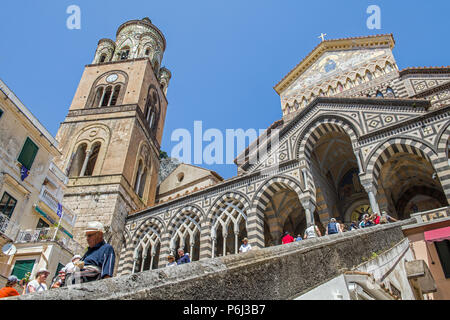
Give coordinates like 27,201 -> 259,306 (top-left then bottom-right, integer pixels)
117,32 -> 450,275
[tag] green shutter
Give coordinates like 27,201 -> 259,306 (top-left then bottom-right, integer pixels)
17,138 -> 39,169
11,259 -> 35,280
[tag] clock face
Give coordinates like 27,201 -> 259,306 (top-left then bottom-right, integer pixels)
106,74 -> 118,83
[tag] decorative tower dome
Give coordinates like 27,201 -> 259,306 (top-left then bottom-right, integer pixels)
93,18 -> 167,73
113,18 -> 166,70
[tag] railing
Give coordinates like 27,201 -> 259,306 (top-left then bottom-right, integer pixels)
15,227 -> 84,256
0,214 -> 20,241
39,186 -> 77,226
410,206 -> 450,224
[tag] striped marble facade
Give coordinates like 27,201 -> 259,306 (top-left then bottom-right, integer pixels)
118,99 -> 450,276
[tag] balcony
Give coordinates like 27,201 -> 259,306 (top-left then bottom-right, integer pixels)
15,227 -> 84,256
38,186 -> 76,227
0,214 -> 20,241
49,162 -> 69,185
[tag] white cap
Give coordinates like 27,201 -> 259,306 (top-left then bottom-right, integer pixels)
85,221 -> 105,234
37,268 -> 49,275
72,254 -> 82,261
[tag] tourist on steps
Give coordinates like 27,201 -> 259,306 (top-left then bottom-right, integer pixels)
0,276 -> 20,298
281,232 -> 294,244
177,248 -> 191,265
325,218 -> 340,235
239,237 -> 252,253
166,254 -> 177,267
304,223 -> 321,239
26,268 -> 49,294
57,221 -> 116,286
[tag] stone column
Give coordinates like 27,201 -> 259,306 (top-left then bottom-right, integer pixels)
222,232 -> 227,256
301,197 -> 316,227
246,208 -> 265,249
157,232 -> 172,269
150,252 -> 155,270
131,250 -> 138,274
79,150 -> 92,177
211,237 -> 216,258
363,182 -> 380,214
190,243 -> 195,261
234,231 -> 239,254
140,252 -> 147,272
354,150 -> 364,174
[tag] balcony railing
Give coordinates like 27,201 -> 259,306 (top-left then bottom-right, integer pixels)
0,214 -> 20,241
410,206 -> 450,224
39,186 -> 76,226
15,227 -> 85,256
49,162 -> 69,185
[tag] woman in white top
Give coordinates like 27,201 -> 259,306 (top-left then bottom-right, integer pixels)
26,268 -> 50,294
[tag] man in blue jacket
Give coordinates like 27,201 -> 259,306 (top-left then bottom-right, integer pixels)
177,248 -> 191,265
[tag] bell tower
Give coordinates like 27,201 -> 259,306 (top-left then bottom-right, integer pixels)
54,18 -> 171,259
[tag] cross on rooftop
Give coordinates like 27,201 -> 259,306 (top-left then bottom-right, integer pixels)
318,33 -> 327,42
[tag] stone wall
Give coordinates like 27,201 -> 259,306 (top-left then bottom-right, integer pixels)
14,220 -> 413,300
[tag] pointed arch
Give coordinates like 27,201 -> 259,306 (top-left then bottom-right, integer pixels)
202,191 -> 251,258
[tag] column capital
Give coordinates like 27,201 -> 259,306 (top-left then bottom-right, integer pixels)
361,181 -> 377,195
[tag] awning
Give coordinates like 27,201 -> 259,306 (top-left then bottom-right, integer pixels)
34,206 -> 73,239
424,226 -> 450,242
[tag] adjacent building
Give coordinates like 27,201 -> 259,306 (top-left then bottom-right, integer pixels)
0,79 -> 81,287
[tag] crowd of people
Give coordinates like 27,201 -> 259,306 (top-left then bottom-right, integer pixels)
280,211 -> 398,245
0,211 -> 400,298
0,221 -> 116,299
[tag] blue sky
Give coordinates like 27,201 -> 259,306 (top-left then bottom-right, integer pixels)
1,0 -> 449,179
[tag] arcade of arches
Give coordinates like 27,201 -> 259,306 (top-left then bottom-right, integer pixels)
123,132 -> 450,274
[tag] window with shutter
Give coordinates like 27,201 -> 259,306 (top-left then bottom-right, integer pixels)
11,259 -> 35,280
0,192 -> 17,218
17,137 -> 39,169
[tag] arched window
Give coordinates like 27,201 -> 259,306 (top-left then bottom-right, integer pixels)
386,87 -> 396,97
101,86 -> 112,107
144,86 -> 161,136
100,54 -> 107,63
366,71 -> 373,81
376,91 -> 384,98
110,85 -> 121,106
120,46 -> 130,60
93,87 -> 104,108
68,144 -> 87,177
145,48 -> 151,56
134,160 -> 143,193
84,142 -> 101,177
386,63 -> 394,73
328,86 -> 334,95
337,82 -> 343,92
356,75 -> 363,85
138,169 -> 147,198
